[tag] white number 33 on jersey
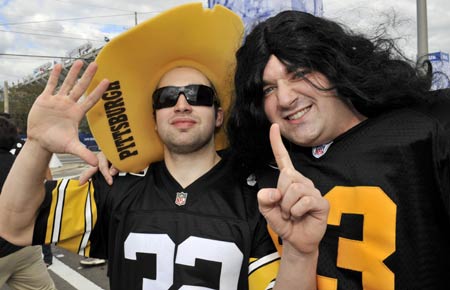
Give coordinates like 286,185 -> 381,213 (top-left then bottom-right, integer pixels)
124,233 -> 244,290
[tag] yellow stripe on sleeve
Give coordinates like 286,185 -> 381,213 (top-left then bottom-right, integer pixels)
44,179 -> 97,254
248,252 -> 280,290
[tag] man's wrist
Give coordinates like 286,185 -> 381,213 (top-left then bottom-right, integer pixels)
282,242 -> 319,262
23,139 -> 53,160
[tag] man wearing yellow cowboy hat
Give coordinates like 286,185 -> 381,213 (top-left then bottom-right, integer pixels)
0,3 -> 328,290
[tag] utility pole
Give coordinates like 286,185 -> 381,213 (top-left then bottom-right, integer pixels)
3,81 -> 9,113
417,0 -> 428,64
135,12 -> 138,26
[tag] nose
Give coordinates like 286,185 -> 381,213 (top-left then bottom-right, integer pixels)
173,93 -> 192,112
276,81 -> 298,108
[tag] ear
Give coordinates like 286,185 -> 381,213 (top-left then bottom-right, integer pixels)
215,107 -> 224,128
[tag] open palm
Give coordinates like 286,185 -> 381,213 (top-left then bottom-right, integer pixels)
27,60 -> 110,166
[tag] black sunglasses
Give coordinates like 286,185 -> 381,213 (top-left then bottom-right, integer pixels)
152,84 -> 216,110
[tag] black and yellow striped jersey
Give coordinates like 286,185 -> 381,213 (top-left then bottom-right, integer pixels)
34,157 -> 280,290
258,107 -> 450,290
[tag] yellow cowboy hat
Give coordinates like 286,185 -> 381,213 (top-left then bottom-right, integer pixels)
86,3 -> 244,173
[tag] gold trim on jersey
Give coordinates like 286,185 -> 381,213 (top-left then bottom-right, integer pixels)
44,179 -> 98,256
248,252 -> 280,290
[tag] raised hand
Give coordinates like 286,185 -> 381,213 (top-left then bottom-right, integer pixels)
258,123 -> 329,255
27,60 -> 110,166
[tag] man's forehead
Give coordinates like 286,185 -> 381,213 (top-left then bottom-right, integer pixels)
158,67 -> 211,87
262,56 -> 289,84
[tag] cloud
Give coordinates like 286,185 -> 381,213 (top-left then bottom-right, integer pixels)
323,0 -> 450,59
0,0 -> 206,83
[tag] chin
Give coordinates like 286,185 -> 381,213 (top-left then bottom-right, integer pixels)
286,132 -> 317,147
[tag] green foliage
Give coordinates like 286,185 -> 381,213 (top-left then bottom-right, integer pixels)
7,83 -> 45,133
4,82 -> 93,135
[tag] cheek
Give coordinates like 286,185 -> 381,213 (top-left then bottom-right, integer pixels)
155,112 -> 167,129
155,113 -> 162,125
263,97 -> 277,122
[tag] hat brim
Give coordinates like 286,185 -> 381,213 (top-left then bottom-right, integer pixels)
86,3 -> 243,172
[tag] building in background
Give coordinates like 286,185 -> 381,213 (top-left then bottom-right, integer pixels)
428,51 -> 450,90
208,0 -> 323,32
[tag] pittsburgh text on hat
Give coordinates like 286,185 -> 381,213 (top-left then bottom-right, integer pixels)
102,80 -> 138,160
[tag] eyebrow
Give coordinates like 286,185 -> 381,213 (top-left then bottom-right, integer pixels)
262,78 -> 274,86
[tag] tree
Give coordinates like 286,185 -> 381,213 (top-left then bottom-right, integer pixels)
8,83 -> 45,133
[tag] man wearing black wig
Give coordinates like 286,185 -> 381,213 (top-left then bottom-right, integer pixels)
227,10 -> 450,290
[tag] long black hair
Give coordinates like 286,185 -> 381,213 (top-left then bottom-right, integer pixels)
227,10 -> 433,172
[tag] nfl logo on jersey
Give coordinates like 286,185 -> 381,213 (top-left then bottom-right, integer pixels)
312,141 -> 333,158
175,192 -> 188,206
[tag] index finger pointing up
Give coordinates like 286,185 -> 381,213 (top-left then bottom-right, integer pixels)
270,123 -> 294,171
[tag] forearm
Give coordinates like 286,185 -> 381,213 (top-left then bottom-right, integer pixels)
0,140 -> 52,245
273,243 -> 318,290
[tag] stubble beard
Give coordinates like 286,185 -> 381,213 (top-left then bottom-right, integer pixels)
163,131 -> 213,155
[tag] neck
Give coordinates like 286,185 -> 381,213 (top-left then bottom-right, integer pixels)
333,101 -> 368,140
163,144 -> 221,188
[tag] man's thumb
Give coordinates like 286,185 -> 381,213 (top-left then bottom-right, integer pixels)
70,141 -> 98,167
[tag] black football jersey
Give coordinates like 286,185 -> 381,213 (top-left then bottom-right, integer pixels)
258,107 -> 450,290
33,157 -> 279,290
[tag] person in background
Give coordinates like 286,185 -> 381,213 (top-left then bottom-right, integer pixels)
0,116 -> 55,289
226,10 -> 450,289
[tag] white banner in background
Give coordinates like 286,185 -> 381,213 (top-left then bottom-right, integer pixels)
208,0 -> 323,31
428,51 -> 450,90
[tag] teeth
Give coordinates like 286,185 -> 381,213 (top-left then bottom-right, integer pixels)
288,107 -> 310,120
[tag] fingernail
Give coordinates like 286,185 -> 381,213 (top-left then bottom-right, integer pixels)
269,190 -> 276,201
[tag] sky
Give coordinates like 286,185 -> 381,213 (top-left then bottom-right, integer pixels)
0,0 -> 449,86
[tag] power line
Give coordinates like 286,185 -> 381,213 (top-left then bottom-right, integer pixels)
7,26 -> 85,37
0,29 -> 105,42
139,11 -> 167,15
0,52 -> 99,60
1,13 -> 134,26
2,26 -> 111,41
